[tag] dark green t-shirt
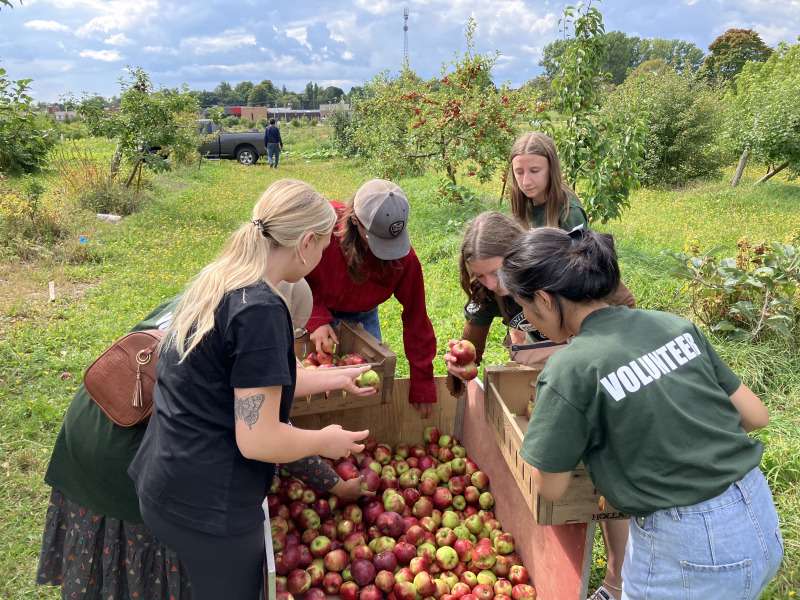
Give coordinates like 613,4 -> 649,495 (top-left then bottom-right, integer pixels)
527,192 -> 588,230
519,307 -> 763,517
44,296 -> 182,523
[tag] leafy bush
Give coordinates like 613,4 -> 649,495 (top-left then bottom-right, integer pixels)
256,117 -> 269,129
721,42 -> 800,179
663,236 -> 800,341
221,115 -> 240,128
290,118 -> 303,127
327,106 -> 360,157
0,177 -> 70,259
0,70 -> 59,175
77,179 -> 146,216
602,60 -> 726,185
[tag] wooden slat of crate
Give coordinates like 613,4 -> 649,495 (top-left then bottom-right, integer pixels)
484,365 -> 626,525
292,320 -> 397,416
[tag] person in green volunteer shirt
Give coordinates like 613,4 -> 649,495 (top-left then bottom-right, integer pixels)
499,226 -> 783,600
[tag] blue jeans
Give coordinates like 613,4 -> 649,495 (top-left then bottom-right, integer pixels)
331,308 -> 382,341
266,143 -> 280,167
622,467 -> 783,600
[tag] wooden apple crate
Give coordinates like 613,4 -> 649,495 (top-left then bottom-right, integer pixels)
483,364 -> 627,525
292,319 -> 397,417
264,375 -> 597,600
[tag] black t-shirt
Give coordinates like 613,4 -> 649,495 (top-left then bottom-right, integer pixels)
129,283 -> 295,535
465,294 -> 549,342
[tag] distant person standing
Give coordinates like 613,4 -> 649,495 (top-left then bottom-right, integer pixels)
264,118 -> 284,169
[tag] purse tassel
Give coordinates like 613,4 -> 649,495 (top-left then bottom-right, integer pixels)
132,366 -> 143,407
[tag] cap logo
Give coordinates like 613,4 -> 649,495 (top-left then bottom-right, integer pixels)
390,221 -> 405,237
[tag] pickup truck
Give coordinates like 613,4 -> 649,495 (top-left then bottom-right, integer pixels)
198,121 -> 267,165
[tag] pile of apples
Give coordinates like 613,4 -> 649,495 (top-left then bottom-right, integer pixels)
268,427 -> 537,600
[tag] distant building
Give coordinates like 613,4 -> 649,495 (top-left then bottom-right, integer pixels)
46,104 -> 77,121
268,107 -> 321,123
319,103 -> 351,120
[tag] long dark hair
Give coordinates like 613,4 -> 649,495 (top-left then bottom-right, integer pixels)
499,227 -> 620,326
507,132 -> 574,228
460,212 -> 526,311
336,194 -> 396,283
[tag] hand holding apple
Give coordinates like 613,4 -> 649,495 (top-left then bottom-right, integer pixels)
330,474 -> 376,502
310,324 -> 339,358
444,339 -> 479,382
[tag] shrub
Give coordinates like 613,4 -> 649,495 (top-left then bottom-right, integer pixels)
78,179 -> 146,216
663,236 -> 800,341
256,117 -> 269,129
601,61 -> 725,186
290,118 -> 303,127
0,177 -> 71,259
328,107 -> 360,157
221,115 -> 240,128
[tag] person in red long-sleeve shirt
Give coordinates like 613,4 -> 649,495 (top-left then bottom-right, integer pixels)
305,179 -> 438,418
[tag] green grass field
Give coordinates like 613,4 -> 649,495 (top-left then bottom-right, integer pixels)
1,137 -> 798,598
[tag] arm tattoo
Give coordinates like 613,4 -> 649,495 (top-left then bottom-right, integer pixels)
234,393 -> 265,429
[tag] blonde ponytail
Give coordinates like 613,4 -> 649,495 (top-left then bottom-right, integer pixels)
164,179 -> 336,361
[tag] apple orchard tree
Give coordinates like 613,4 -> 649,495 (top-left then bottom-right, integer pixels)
349,19 -> 541,201
544,2 -> 647,224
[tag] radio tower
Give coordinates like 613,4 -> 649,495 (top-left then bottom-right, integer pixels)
403,7 -> 409,61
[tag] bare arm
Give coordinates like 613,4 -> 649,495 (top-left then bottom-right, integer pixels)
729,382 -> 769,432
294,364 -> 376,397
234,386 -> 367,463
530,467 -> 573,502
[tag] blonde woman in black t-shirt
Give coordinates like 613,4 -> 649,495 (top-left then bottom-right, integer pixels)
129,180 -> 369,600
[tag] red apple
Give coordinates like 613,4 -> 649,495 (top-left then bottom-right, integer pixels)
344,504 -> 363,526
414,571 -> 437,597
460,571 -> 478,589
507,565 -> 530,586
435,526 -> 457,548
306,559 -> 325,587
491,554 -> 512,578
319,519 -> 337,540
276,591 -> 293,600
351,558 -> 377,587
373,549 -> 398,573
335,461 -> 359,481
375,569 -> 396,594
340,581 -> 360,600
393,580 -> 418,600
511,584 -> 536,600
275,546 -> 301,575
433,486 -> 454,510
350,543 -> 374,563
471,545 -> 497,570
376,511 -> 405,538
323,548 -> 349,572
393,540 -> 417,565
343,531 -> 369,553
451,582 -> 472,598
337,519 -> 356,541
461,362 -> 479,380
494,580 -> 513,597
359,468 -> 380,493
438,446 -> 456,463
362,499 -> 386,525
493,533 -> 515,555
470,471 -> 490,490
287,568 -> 312,596
454,538 -> 474,563
323,571 -> 344,595
347,352 -> 369,365
451,340 -> 477,365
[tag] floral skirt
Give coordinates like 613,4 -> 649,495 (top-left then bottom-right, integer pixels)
36,488 -> 192,600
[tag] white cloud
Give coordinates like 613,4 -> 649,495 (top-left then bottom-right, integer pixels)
353,0 -> 394,16
179,29 -> 257,55
25,20 -> 71,32
79,49 -> 122,61
104,33 -> 133,46
76,0 -> 158,36
284,26 -> 312,50
342,50 -> 355,60
143,45 -> 179,56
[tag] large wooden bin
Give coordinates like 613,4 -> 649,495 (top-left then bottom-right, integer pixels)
292,319 -> 397,417
484,364 -> 626,525
264,376 -> 595,600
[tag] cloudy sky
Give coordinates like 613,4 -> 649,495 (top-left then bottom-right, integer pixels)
1,0 -> 798,103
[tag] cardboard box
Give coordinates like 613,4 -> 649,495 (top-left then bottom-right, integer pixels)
292,319 -> 397,417
484,364 -> 627,525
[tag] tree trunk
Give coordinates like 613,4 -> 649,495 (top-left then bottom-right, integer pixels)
756,160 -> 790,184
731,147 -> 749,187
124,158 -> 143,188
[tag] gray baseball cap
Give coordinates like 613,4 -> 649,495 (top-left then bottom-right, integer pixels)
353,179 -> 411,260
